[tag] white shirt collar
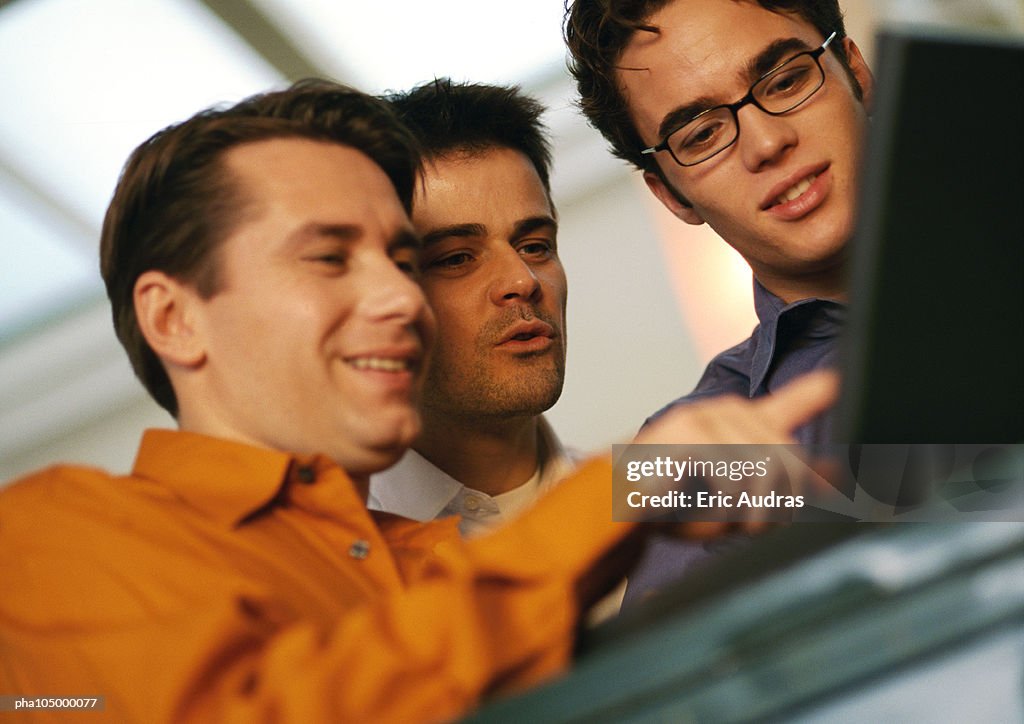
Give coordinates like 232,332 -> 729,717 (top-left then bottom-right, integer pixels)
368,416 -> 579,534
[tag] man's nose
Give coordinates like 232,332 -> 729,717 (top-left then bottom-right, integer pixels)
488,248 -> 541,305
359,258 -> 429,325
737,104 -> 798,172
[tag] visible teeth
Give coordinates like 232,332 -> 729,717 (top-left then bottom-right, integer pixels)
775,174 -> 816,206
348,357 -> 409,372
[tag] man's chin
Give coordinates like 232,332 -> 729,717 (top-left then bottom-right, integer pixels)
344,445 -> 410,480
337,414 -> 421,476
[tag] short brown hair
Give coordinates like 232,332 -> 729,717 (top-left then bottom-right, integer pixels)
564,0 -> 858,171
100,79 -> 421,416
383,79 -> 553,194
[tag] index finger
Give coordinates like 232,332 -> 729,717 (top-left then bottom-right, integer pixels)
753,369 -> 840,436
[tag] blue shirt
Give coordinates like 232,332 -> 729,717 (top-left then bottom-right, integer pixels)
646,279 -> 845,444
623,279 -> 845,608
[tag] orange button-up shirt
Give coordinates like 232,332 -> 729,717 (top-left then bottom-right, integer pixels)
0,430 -> 626,723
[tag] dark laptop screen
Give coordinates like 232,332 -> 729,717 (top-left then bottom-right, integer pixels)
839,27 -> 1024,444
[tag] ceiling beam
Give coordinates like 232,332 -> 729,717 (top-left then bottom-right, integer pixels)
0,149 -> 98,254
199,0 -> 325,81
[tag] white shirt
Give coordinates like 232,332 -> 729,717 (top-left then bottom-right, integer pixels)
370,417 -> 625,622
368,417 -> 579,537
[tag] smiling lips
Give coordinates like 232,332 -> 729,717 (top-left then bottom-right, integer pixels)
761,164 -> 831,220
344,344 -> 421,375
772,173 -> 817,207
346,357 -> 413,372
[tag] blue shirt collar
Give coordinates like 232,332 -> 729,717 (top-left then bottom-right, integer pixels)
748,278 -> 845,395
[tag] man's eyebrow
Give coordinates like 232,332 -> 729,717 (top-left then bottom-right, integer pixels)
288,222 -> 362,245
745,37 -> 816,82
655,37 -> 817,141
511,216 -> 558,240
657,96 -> 722,140
421,223 -> 487,247
389,227 -> 422,252
286,222 -> 419,254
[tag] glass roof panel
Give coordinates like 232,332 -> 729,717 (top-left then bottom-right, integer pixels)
0,0 -> 283,336
0,180 -> 98,335
252,0 -> 568,93
0,0 -> 570,339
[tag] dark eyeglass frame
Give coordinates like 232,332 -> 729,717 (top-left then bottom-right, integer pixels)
641,31 -> 838,167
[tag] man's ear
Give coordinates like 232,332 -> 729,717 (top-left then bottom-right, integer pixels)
843,36 -> 875,111
134,270 -> 205,369
643,169 -> 706,226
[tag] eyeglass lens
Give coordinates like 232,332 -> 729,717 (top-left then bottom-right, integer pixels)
668,52 -> 825,165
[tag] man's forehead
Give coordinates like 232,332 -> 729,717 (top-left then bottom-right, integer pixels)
617,0 -> 820,128
412,147 -> 552,222
225,138 -> 404,212
620,0 -> 816,73
416,147 -> 532,190
224,137 -> 379,185
212,137 -> 414,261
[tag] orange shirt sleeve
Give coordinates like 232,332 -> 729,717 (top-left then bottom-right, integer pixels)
0,457 -> 628,723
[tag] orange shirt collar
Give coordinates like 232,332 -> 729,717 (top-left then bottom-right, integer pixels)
132,429 -> 296,528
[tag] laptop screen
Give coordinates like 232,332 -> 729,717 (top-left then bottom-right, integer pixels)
838,27 -> 1024,444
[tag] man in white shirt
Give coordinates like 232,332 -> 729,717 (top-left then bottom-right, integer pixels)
370,80 -> 576,536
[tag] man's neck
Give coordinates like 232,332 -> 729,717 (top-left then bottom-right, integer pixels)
413,413 -> 543,497
756,264 -> 847,305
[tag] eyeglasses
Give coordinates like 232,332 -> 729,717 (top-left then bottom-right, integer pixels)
641,31 -> 837,167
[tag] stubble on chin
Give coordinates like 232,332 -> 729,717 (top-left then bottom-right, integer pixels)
424,330 -> 565,422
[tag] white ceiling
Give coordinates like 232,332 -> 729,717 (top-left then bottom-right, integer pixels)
0,0 -> 569,339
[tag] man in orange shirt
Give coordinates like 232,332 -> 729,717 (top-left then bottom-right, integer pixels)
0,80 -> 836,721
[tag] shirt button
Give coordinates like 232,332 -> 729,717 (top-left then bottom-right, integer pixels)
464,496 -> 481,512
348,540 -> 371,559
296,466 -> 316,484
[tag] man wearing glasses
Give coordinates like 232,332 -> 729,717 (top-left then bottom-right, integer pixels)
564,0 -> 873,601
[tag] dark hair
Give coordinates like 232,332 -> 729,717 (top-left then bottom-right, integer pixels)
100,79 -> 421,416
383,78 -> 553,194
564,0 -> 859,171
